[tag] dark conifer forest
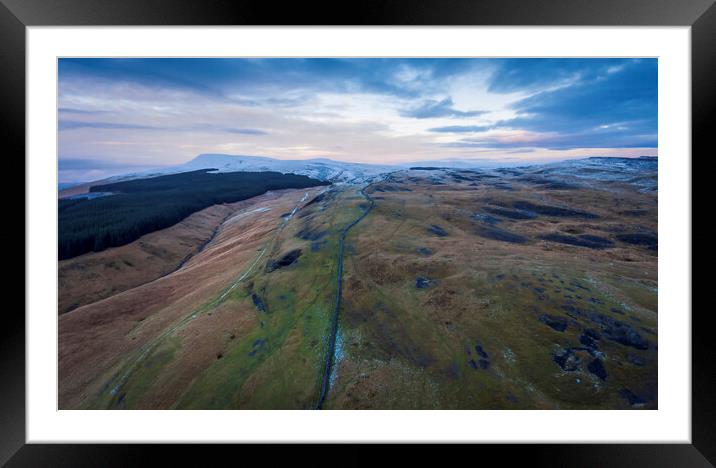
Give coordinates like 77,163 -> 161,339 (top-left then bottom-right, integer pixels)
58,170 -> 329,260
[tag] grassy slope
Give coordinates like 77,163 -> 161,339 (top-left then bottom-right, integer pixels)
59,170 -> 328,260
324,178 -> 657,410
87,187 -> 368,409
58,202 -> 240,314
66,174 -> 657,410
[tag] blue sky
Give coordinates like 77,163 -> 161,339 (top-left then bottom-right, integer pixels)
58,58 -> 657,182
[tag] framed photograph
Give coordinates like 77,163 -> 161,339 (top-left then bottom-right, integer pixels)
3,0 -> 709,464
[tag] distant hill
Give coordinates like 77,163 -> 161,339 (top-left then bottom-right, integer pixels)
115,153 -> 396,185
58,154 -> 657,199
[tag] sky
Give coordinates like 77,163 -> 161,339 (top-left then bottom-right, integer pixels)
58,58 -> 657,183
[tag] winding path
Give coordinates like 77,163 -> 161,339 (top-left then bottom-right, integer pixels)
316,186 -> 374,409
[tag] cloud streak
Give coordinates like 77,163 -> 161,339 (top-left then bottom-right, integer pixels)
223,128 -> 268,135
60,120 -> 268,136
428,125 -> 494,133
59,120 -> 162,131
401,97 -> 488,119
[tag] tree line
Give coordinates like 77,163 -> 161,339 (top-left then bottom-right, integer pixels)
59,170 -> 329,260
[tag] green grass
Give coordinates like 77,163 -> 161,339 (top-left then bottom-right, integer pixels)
170,188 -> 372,409
83,184 -> 657,410
325,190 -> 657,409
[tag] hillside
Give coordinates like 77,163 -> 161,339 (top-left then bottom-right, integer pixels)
59,157 -> 658,410
58,170 -> 329,259
111,153 -> 396,185
58,194 -> 288,315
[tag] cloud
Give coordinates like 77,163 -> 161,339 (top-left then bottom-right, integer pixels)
60,120 -> 268,136
58,58 -> 473,102
485,58 -> 634,94
491,59 -> 657,149
59,157 -> 156,172
428,125 -> 493,133
58,158 -> 164,184
59,120 -> 161,131
445,128 -> 657,150
57,58 -> 658,180
58,107 -> 106,115
401,97 -> 488,119
223,128 -> 268,135
58,158 -> 133,170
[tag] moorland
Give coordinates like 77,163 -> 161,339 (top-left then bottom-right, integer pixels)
58,156 -> 657,410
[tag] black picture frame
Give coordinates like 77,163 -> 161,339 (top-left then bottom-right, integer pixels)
2,0 -> 710,465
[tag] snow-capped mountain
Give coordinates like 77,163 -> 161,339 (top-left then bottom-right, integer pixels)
77,154 -> 657,193
116,154 -> 396,184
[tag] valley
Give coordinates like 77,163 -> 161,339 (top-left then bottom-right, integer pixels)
58,157 -> 658,410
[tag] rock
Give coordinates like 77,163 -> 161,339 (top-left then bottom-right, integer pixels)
567,307 -> 649,350
587,358 -> 607,380
626,353 -> 645,366
579,329 -> 601,348
415,277 -> 435,289
266,249 -> 302,272
428,224 -> 449,237
472,213 -> 501,225
602,322 -> 649,350
303,192 -> 326,207
553,348 -> 580,371
483,206 -> 537,220
512,200 -> 598,219
539,314 -> 569,332
251,293 -> 267,312
538,233 -> 613,249
475,226 -> 528,244
616,232 -> 658,251
619,388 -> 646,407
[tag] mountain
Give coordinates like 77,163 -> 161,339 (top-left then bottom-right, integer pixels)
121,154 -> 396,184
123,154 -> 657,183
59,154 -> 657,200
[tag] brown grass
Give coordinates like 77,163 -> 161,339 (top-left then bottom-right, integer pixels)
58,188 -> 322,409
